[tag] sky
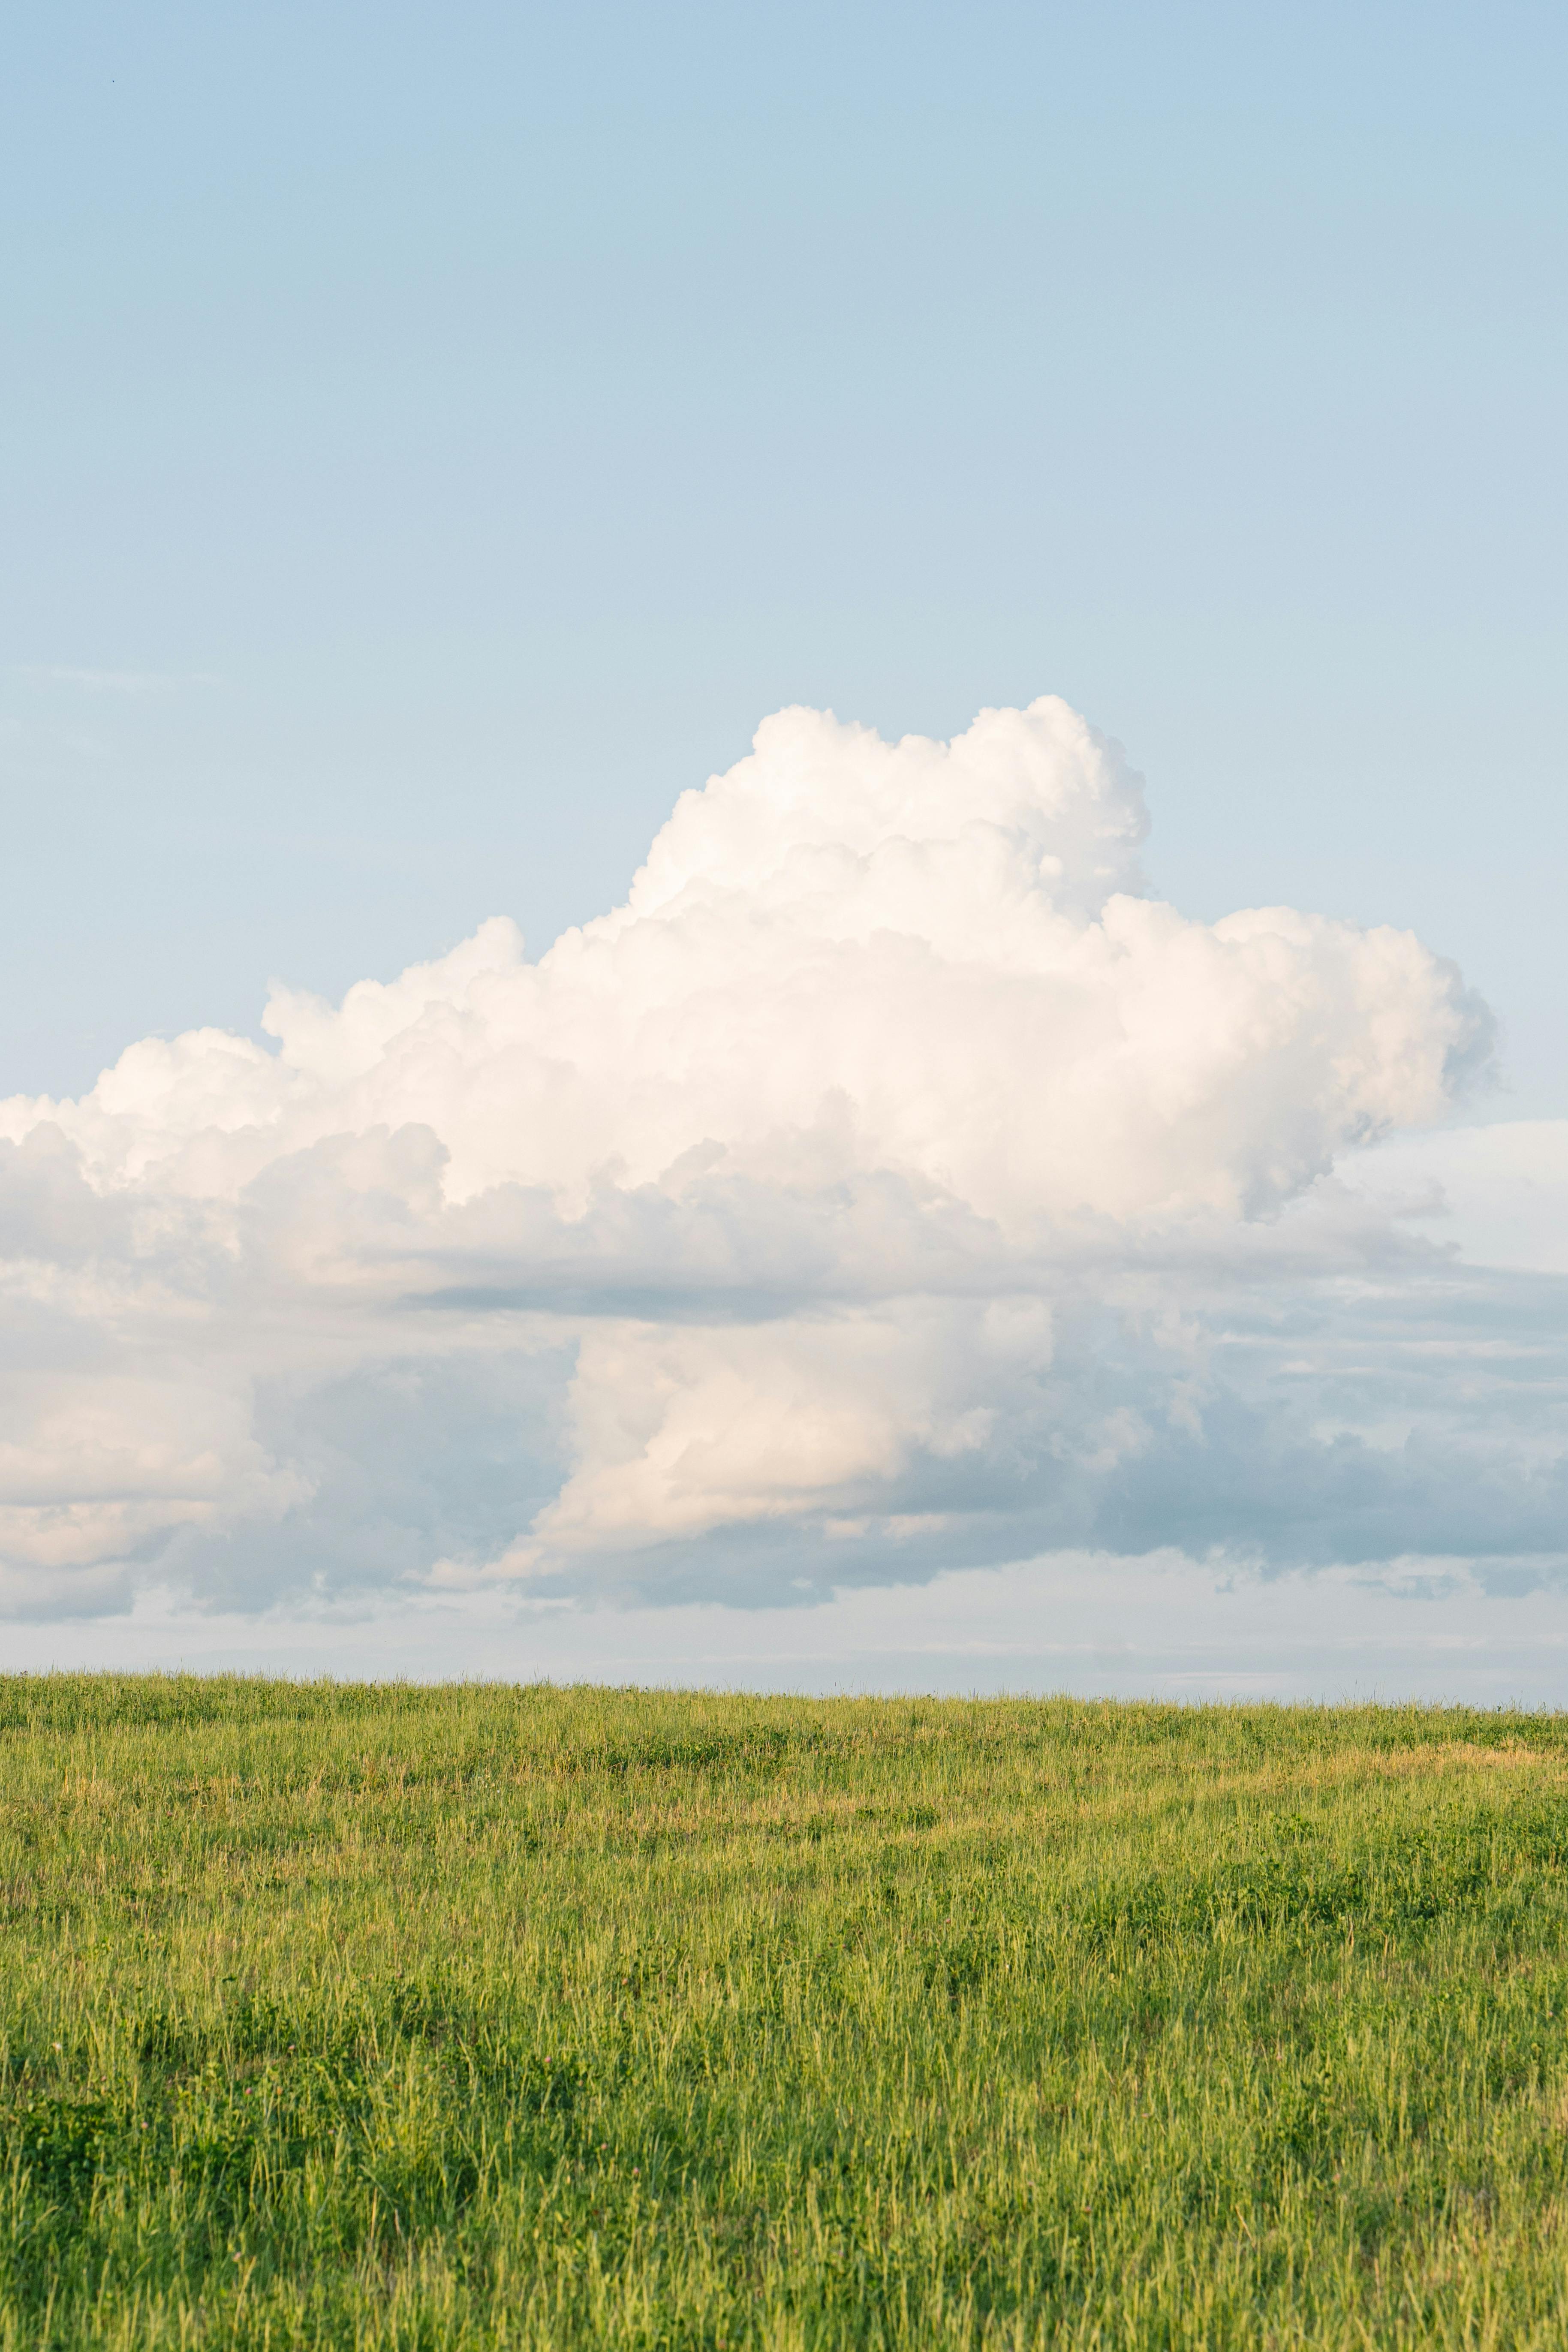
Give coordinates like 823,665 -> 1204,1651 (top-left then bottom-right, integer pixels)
4,2 -> 1568,1695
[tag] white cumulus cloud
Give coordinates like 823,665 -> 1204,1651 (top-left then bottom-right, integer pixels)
0,694 -> 1527,1622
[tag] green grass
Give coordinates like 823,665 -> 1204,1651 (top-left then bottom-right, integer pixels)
4,1681 -> 1568,2348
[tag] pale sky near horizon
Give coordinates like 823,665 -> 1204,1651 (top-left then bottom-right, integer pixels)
6,3 -> 1568,1695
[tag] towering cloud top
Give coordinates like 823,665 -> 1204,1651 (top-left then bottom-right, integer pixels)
622,699 -> 1148,922
0,699 -> 1515,1619
5,697 -> 1484,1223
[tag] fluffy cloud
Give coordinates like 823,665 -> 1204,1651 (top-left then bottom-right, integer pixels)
0,694 -> 1535,1621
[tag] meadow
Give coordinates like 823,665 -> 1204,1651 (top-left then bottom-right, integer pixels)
3,1680 -> 1568,2348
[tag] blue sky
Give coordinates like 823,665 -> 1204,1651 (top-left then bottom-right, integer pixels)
5,4 -> 1568,1692
6,0 -> 1566,1102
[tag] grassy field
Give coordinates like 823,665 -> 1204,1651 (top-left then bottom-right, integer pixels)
4,1683 -> 1568,2348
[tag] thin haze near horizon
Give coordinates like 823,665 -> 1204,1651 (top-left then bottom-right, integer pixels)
5,3 -> 1568,1696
